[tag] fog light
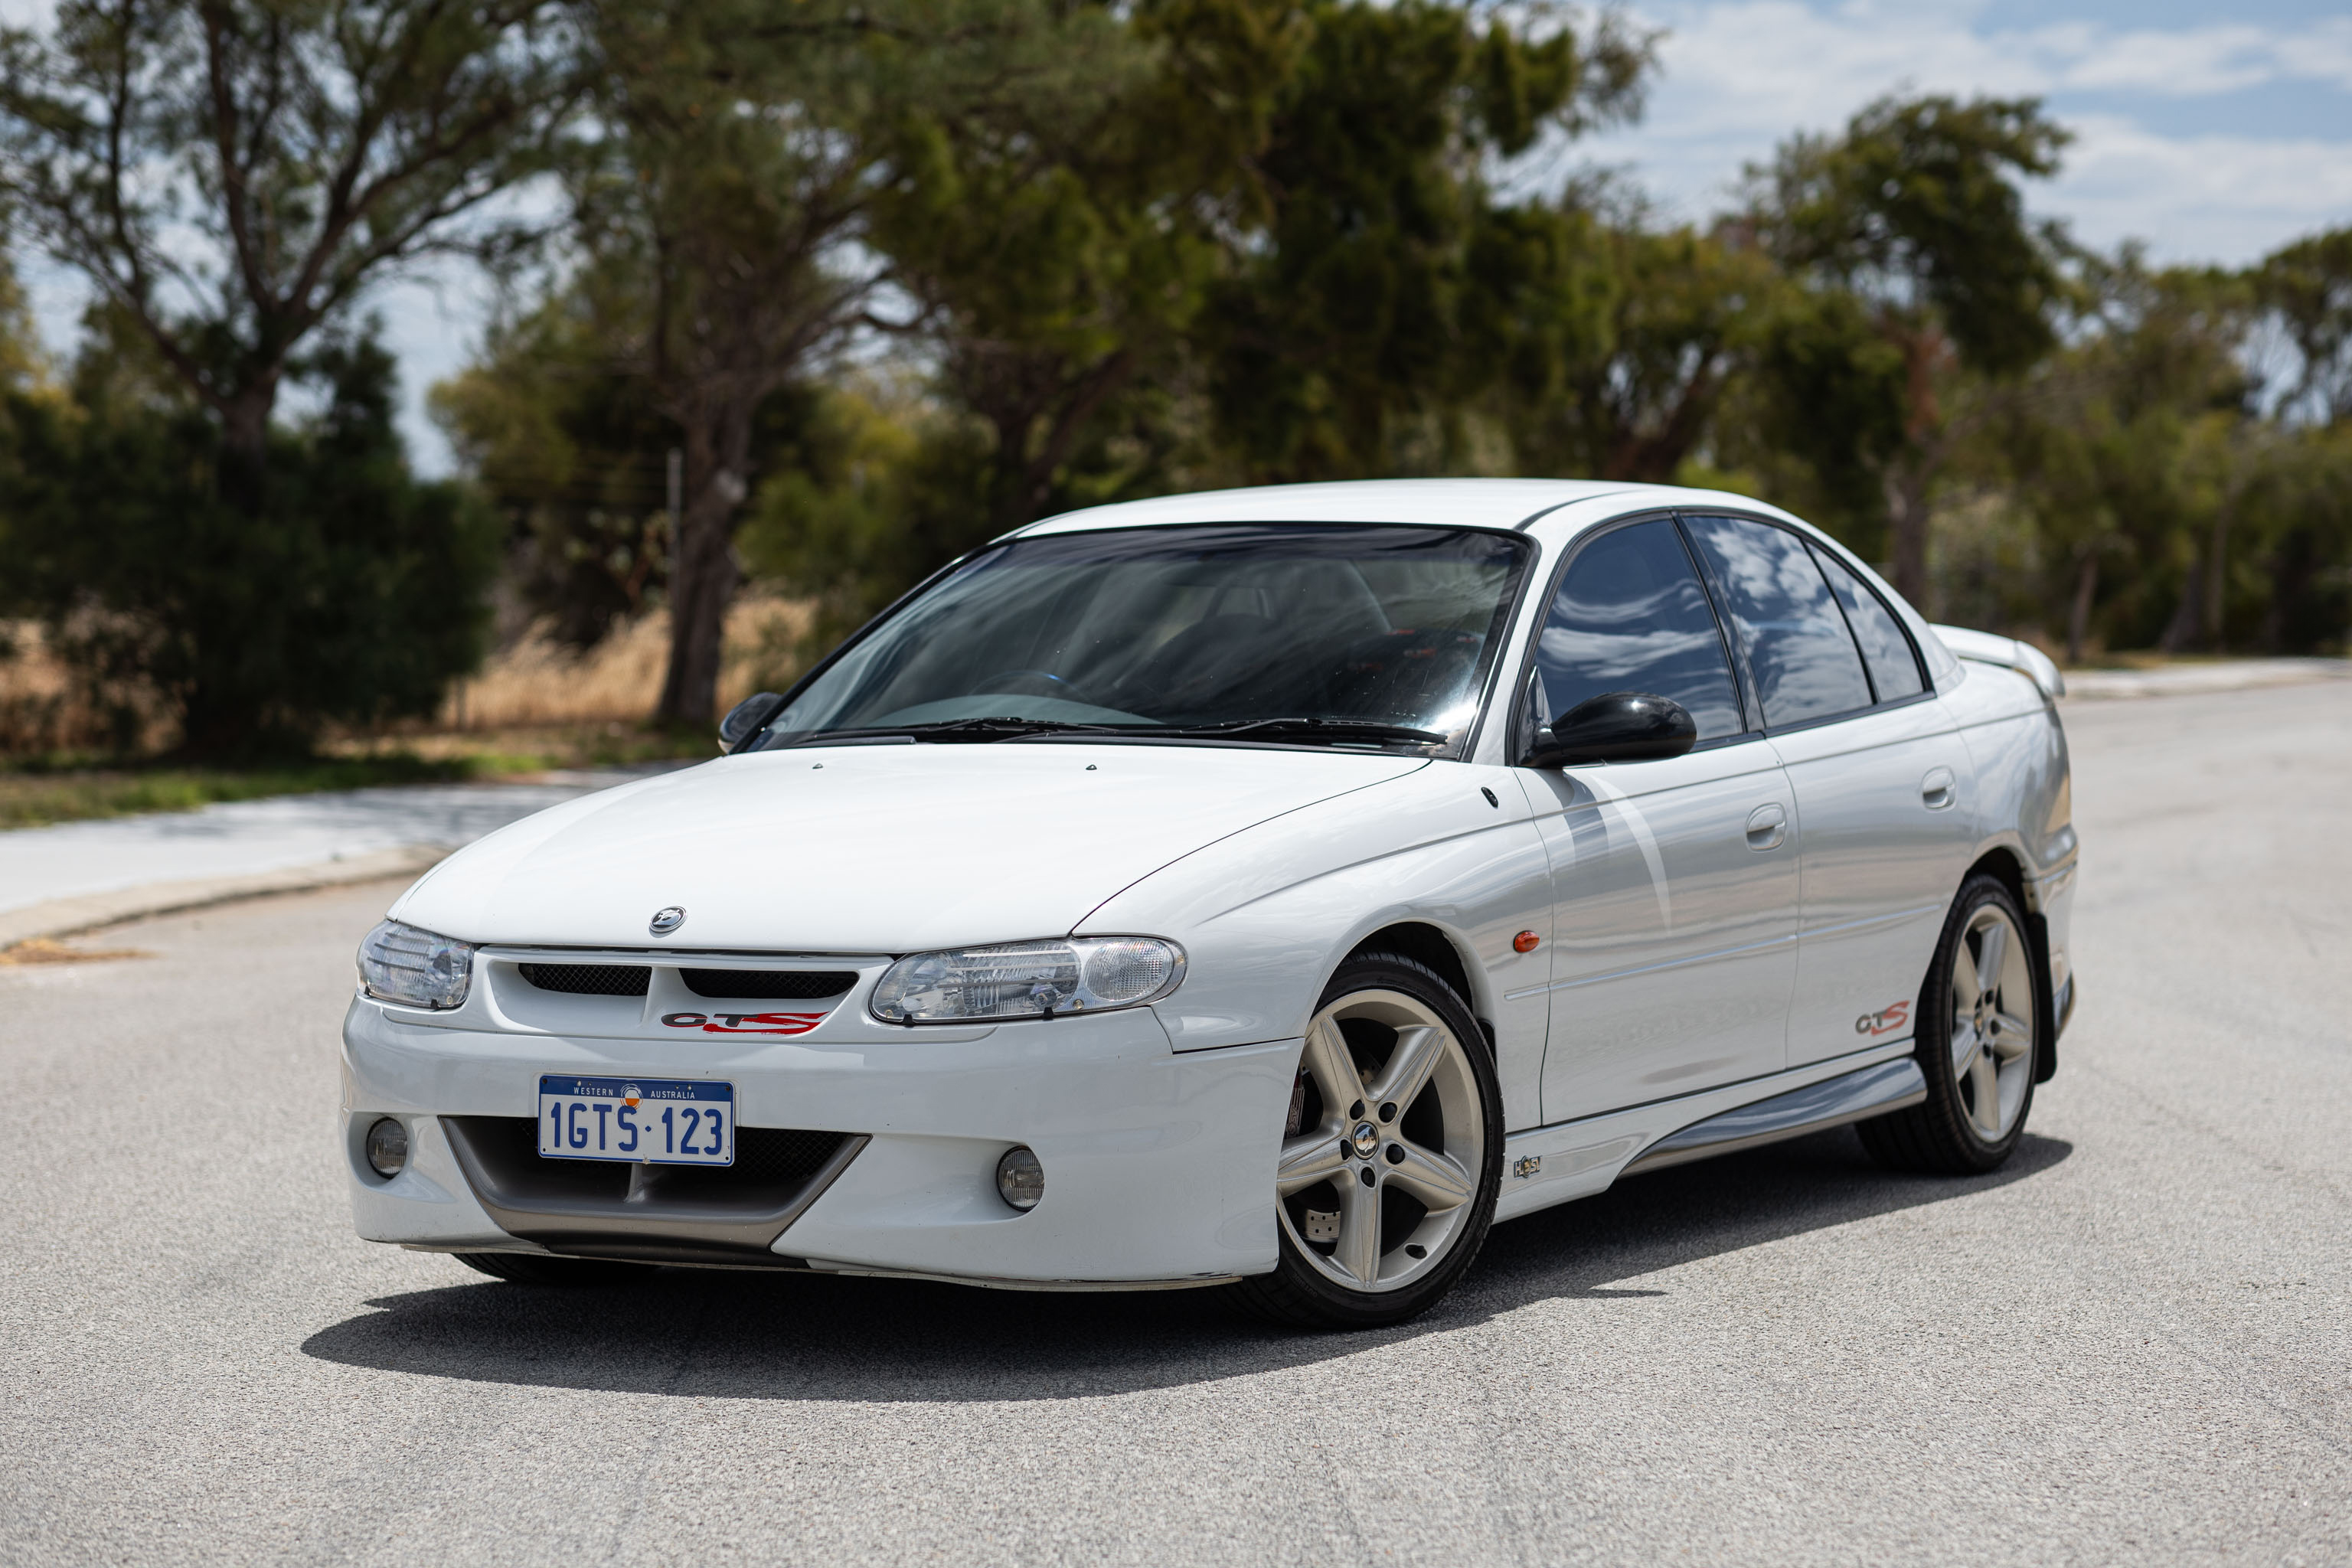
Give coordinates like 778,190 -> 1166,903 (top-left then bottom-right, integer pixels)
995,1145 -> 1044,1211
365,1118 -> 409,1179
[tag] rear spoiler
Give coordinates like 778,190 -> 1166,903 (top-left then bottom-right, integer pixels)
1929,625 -> 2066,701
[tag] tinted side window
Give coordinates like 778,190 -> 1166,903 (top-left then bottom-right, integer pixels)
1532,518 -> 1744,742
1811,544 -> 1926,701
1682,514 -> 1872,728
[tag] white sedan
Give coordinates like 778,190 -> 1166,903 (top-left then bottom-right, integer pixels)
344,479 -> 2076,1328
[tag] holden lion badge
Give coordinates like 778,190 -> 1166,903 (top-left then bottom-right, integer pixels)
648,906 -> 688,936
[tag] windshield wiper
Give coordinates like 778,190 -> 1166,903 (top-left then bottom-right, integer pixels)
1152,717 -> 1449,746
785,717 -> 1143,745
778,715 -> 1446,748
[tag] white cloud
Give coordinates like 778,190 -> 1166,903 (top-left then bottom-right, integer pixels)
2050,116 -> 2352,260
1626,3 -> 2352,119
2053,18 -> 2352,96
1576,1 -> 2352,263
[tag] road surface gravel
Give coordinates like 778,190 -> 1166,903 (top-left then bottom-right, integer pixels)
1,683 -> 2345,1566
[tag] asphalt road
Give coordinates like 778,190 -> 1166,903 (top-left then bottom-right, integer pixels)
2,683 -> 2346,1566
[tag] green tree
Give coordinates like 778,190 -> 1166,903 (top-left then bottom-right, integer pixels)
1991,253 -> 2253,660
1503,214 -> 1774,482
0,246 -> 47,394
2238,425 -> 2352,652
1744,94 -> 2067,601
0,0 -> 586,513
2246,227 -> 2352,649
867,0 -> 1256,532
432,281 -> 677,648
1203,0 -> 1651,479
735,381 -> 985,670
2,323 -> 500,752
561,0 -> 1127,725
2257,227 -> 2352,426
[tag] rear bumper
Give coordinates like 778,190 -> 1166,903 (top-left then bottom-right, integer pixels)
341,998 -> 1295,1285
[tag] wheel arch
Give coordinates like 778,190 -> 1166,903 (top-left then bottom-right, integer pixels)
1339,920 -> 1491,1053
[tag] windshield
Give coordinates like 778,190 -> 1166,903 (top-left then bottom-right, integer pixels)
759,523 -> 1532,751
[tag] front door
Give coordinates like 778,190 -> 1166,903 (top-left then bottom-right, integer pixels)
1512,517 -> 1801,1123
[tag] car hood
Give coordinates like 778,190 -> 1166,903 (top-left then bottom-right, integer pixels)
391,742 -> 1429,952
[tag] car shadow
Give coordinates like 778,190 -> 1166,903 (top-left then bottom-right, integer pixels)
301,1129 -> 2071,1403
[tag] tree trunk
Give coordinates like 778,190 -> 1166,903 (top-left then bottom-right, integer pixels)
217,381 -> 278,518
177,375 -> 282,756
2202,505 -> 2233,650
1883,458 -> 1932,610
655,408 -> 753,727
1885,328 -> 1946,610
1600,361 -> 1723,484
2158,557 -> 2203,653
987,351 -> 1138,532
2066,551 -> 2099,667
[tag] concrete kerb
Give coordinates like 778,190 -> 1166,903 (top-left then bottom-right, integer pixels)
2060,657 -> 2352,701
0,843 -> 446,952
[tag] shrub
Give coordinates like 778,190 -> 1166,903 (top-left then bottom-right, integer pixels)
0,337 -> 500,756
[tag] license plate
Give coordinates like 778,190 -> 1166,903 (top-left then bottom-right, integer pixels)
537,1074 -> 734,1166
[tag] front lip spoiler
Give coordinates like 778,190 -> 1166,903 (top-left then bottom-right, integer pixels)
441,1119 -> 868,1264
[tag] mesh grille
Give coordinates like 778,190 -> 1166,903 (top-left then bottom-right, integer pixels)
518,963 -> 652,997
448,1116 -> 852,1201
734,1125 -> 856,1182
681,969 -> 857,1000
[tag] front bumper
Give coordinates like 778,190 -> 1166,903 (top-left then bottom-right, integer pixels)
341,995 -> 1295,1286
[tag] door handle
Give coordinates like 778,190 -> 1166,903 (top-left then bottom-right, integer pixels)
1744,803 -> 1787,851
1920,766 -> 1957,811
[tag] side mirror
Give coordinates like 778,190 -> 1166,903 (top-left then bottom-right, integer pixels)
717,691 -> 786,753
1521,691 -> 1697,769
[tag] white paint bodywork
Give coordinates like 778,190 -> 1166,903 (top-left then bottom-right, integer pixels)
345,479 -> 2076,1286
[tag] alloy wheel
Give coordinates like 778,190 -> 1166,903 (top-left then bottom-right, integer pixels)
1950,903 -> 2036,1142
1275,989 -> 1485,1293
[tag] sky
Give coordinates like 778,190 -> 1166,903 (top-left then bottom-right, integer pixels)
1574,0 -> 2352,264
5,0 -> 2349,475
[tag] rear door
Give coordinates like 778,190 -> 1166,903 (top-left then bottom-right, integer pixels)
1514,517 -> 1801,1122
1680,514 -> 1975,1066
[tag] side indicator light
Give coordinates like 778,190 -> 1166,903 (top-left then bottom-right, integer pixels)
1513,931 -> 1541,953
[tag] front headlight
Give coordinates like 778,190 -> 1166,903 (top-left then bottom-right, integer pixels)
871,936 -> 1185,1024
357,920 -> 475,1011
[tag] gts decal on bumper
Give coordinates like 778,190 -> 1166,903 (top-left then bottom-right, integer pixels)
1854,1001 -> 1911,1038
661,1011 -> 826,1036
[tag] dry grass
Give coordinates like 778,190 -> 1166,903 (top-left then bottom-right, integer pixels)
0,592 -> 813,763
432,593 -> 812,731
0,622 -> 162,753
0,594 -> 812,829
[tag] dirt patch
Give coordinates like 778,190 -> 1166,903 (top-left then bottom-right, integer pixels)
0,936 -> 153,965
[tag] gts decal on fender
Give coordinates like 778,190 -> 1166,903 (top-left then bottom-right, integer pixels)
662,1011 -> 826,1036
1854,1001 -> 1911,1037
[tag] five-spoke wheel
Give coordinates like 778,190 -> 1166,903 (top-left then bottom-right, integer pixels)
1949,901 -> 2035,1142
1860,874 -> 2041,1174
1232,951 -> 1502,1328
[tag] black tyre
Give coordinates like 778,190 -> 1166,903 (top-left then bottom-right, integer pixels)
453,1251 -> 657,1285
1228,950 -> 1504,1330
1859,874 -> 2040,1175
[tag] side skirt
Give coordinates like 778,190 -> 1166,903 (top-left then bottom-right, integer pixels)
1617,1057 -> 1925,1174
1494,1040 -> 1916,1223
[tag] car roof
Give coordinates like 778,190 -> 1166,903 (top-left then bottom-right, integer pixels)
1012,479 -> 1729,537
